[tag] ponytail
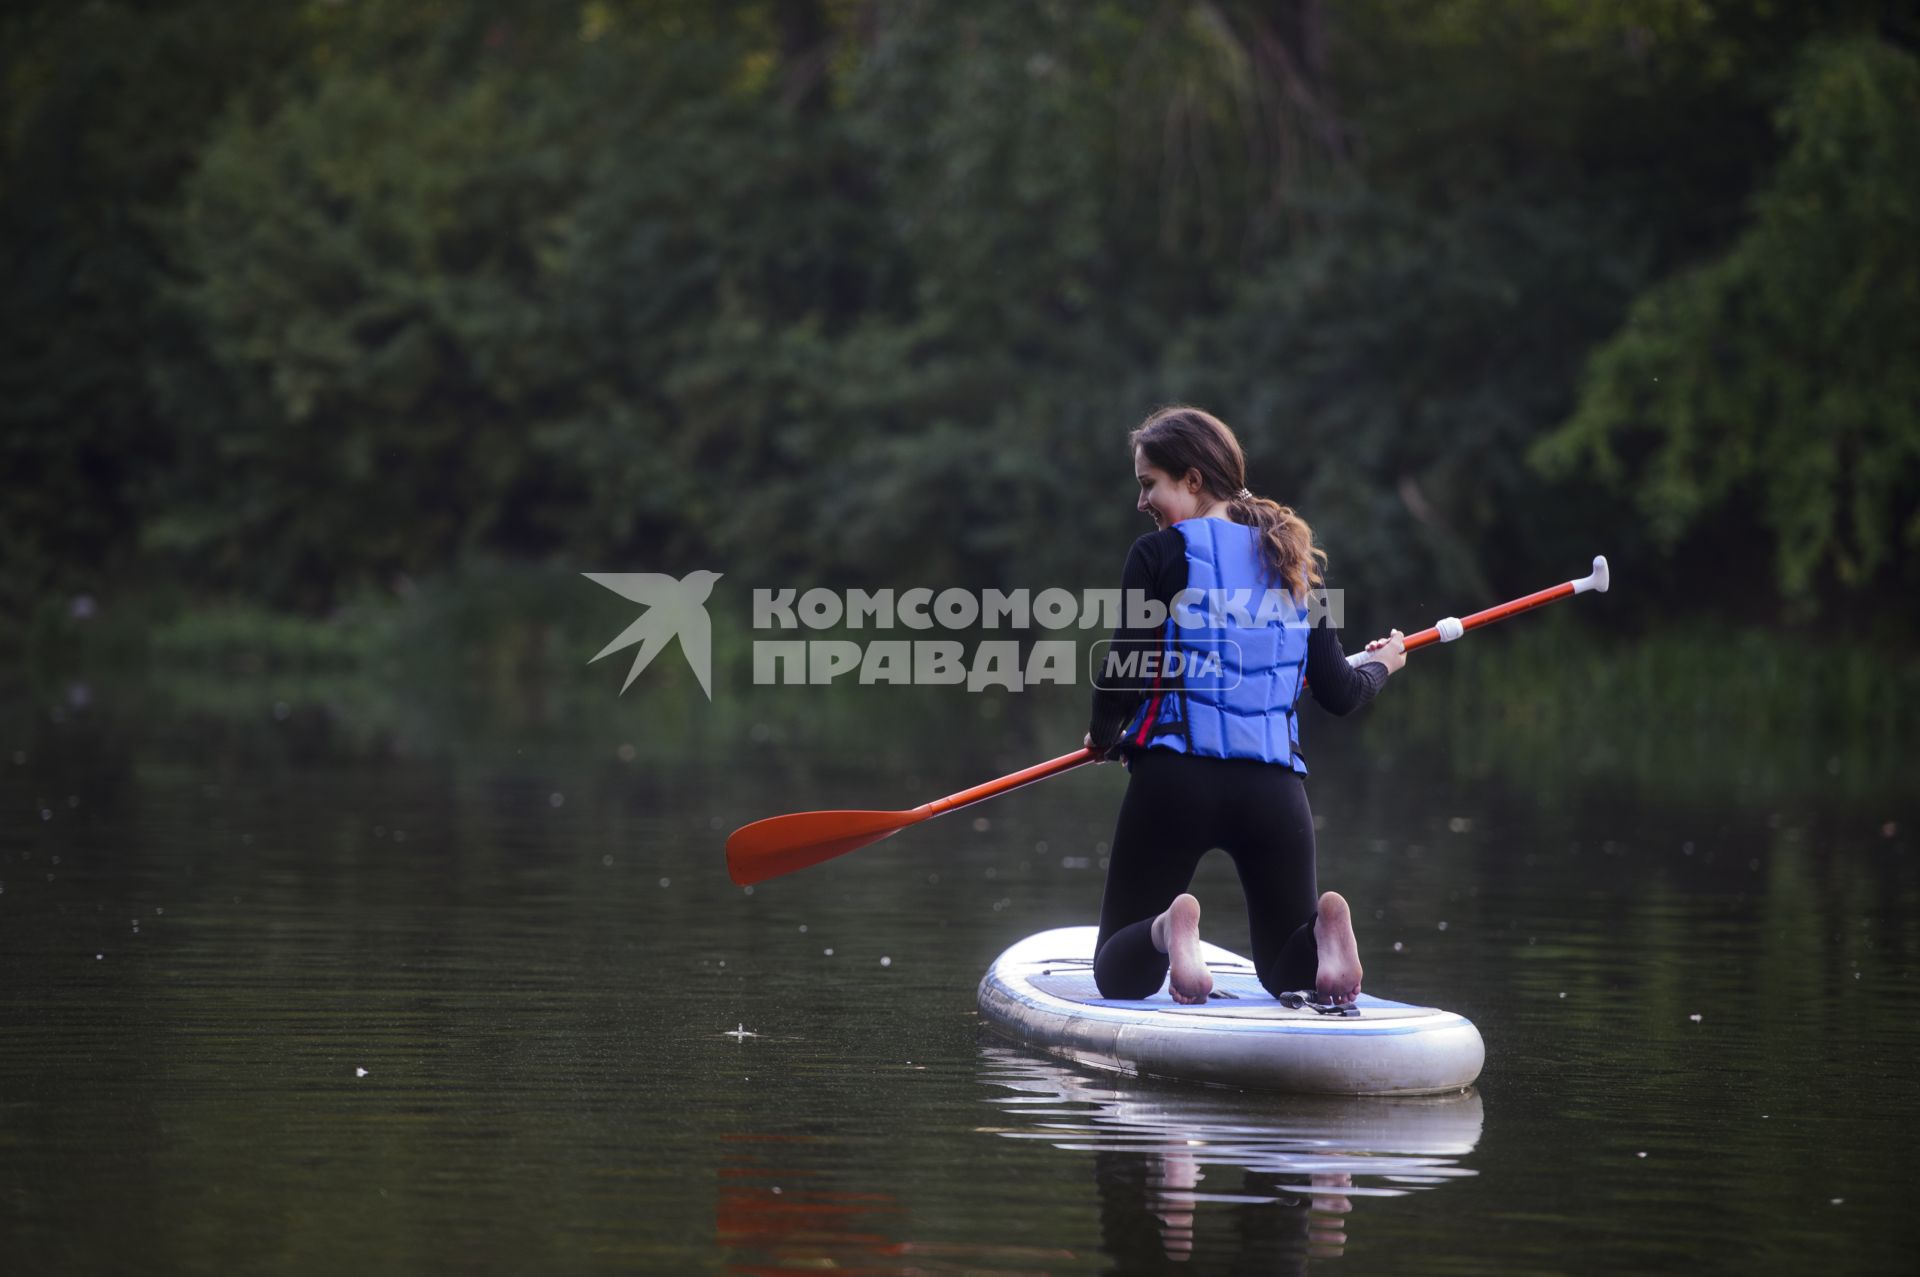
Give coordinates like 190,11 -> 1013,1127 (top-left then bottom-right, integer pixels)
1227,491 -> 1326,602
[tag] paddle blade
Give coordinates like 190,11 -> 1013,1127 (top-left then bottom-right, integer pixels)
725,808 -> 924,886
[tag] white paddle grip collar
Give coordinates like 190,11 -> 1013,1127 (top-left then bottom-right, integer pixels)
1436,617 -> 1464,642
1572,555 -> 1610,594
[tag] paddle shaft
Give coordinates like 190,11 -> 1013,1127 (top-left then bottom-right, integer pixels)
916,746 -> 1100,820
1348,555 -> 1609,665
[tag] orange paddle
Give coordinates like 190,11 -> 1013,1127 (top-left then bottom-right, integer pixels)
725,746 -> 1100,885
728,554 -> 1611,886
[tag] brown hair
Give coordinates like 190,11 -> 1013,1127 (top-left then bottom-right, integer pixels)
1130,405 -> 1326,599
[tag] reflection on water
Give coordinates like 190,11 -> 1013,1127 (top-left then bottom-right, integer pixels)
977,1045 -> 1480,1269
714,1135 -> 905,1274
715,1134 -> 1080,1275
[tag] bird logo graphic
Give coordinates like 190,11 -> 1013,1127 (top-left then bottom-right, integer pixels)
584,570 -> 723,699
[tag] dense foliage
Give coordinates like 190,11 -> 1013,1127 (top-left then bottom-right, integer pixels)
1535,37 -> 1920,607
3,0 -> 1914,631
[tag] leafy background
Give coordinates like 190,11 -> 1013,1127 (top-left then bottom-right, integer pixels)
3,0 -> 1915,646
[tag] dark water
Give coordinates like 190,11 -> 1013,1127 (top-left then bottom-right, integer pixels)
3,675 -> 1916,1275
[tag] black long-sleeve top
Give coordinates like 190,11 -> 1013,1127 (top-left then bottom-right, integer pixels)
1086,528 -> 1389,755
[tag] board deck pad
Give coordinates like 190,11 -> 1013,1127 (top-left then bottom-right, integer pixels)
1022,960 -> 1439,1021
979,927 -> 1485,1095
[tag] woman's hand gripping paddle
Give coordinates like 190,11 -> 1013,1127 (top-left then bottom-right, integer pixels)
725,746 -> 1100,886
729,554 -> 1611,886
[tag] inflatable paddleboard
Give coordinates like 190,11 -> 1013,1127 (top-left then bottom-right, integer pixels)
978,927 -> 1484,1096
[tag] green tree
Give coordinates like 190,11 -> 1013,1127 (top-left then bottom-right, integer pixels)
1534,37 -> 1920,606
0,0 -> 305,618
161,68 -> 590,606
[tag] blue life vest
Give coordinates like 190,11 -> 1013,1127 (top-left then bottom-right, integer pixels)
1120,518 -> 1311,773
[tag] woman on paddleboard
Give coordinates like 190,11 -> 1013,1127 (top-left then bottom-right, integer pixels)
1083,406 -> 1406,1006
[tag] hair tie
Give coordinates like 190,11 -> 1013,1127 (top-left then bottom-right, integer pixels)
1235,488 -> 1252,501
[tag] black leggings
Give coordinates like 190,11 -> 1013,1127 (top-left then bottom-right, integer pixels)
1094,749 -> 1321,1000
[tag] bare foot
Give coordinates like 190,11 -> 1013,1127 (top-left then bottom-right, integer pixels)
1151,893 -> 1214,1004
1313,890 -> 1364,1004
